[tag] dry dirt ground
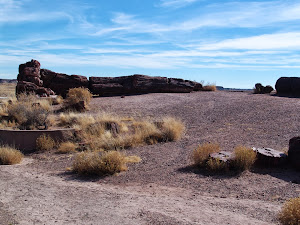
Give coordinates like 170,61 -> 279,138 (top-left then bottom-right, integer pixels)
1,91 -> 300,224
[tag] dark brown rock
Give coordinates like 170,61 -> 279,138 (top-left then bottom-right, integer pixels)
89,74 -> 202,96
288,137 -> 300,170
209,151 -> 234,163
41,69 -> 88,97
16,81 -> 52,97
252,147 -> 287,167
254,83 -> 273,94
275,77 -> 300,96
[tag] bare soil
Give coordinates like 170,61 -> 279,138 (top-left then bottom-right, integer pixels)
1,91 -> 300,224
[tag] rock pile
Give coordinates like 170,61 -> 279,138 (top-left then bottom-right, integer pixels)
254,83 -> 274,94
16,60 -> 203,97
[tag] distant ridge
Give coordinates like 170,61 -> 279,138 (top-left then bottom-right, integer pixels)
216,86 -> 252,92
0,79 -> 17,84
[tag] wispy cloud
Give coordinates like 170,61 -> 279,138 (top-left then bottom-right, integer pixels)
158,0 -> 199,9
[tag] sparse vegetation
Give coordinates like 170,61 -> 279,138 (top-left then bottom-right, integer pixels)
206,158 -> 228,172
72,150 -> 140,176
202,85 -> 217,91
36,134 -> 56,151
278,197 -> 300,225
64,87 -> 92,111
192,143 -> 220,167
5,93 -> 50,130
231,146 -> 256,171
0,83 -> 16,97
0,146 -> 23,165
57,141 -> 78,154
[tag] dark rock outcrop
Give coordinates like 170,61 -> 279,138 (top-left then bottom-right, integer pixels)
17,60 -> 203,97
252,147 -> 287,167
89,74 -> 202,96
288,137 -> 300,170
16,60 -> 55,97
275,77 -> 300,96
40,69 -> 88,97
254,83 -> 274,94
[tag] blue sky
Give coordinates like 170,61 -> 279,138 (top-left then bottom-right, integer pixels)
1,0 -> 300,88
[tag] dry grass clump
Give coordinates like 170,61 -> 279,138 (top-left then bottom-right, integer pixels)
5,93 -> 51,130
72,151 -> 140,176
0,146 -> 23,165
202,85 -> 217,91
206,158 -> 228,172
36,134 -> 56,151
59,112 -> 184,151
232,146 -> 257,171
192,143 -> 220,167
278,197 -> 300,225
57,142 -> 78,154
64,87 -> 92,111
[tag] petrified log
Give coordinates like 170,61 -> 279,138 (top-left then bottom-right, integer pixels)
275,77 -> 300,96
209,151 -> 234,163
41,69 -> 89,97
288,137 -> 300,170
252,147 -> 287,167
89,74 -> 202,96
254,83 -> 274,94
16,81 -> 53,97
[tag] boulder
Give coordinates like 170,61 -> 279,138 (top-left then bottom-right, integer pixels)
254,83 -> 274,94
16,81 -> 52,97
288,137 -> 300,170
252,147 -> 287,167
275,77 -> 300,96
209,151 -> 234,163
40,69 -> 89,97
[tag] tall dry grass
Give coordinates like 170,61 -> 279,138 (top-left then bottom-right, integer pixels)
192,143 -> 220,167
0,146 -> 23,165
36,134 -> 56,151
231,146 -> 257,171
278,197 -> 300,225
72,150 -> 140,176
0,83 -> 16,97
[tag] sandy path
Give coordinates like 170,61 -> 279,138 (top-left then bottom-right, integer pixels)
0,158 -> 280,225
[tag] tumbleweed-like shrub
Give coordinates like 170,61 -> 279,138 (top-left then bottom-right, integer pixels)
57,141 -> 78,154
0,146 -> 23,165
36,134 -> 56,151
206,158 -> 228,172
72,151 -> 140,176
192,143 -> 220,167
202,85 -> 217,91
64,87 -> 92,111
278,197 -> 300,225
231,146 -> 256,171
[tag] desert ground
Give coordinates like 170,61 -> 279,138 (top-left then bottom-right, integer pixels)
0,90 -> 299,224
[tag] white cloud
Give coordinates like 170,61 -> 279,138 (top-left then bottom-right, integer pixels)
158,0 -> 198,8
199,32 -> 300,50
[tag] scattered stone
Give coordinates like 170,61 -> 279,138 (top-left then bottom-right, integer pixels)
252,147 -> 287,167
209,151 -> 234,163
288,137 -> 300,170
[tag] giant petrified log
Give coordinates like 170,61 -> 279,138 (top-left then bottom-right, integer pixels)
275,77 -> 300,96
40,69 -> 89,97
288,137 -> 300,170
89,74 -> 202,96
252,147 -> 287,167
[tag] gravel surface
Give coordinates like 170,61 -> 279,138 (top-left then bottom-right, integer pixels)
1,91 -> 299,224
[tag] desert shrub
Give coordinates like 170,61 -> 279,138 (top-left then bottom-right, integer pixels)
52,95 -> 63,105
278,197 -> 300,225
192,143 -> 220,167
36,134 -> 56,151
206,158 -> 228,172
231,146 -> 256,171
7,93 -> 50,130
64,87 -> 92,111
0,146 -> 23,165
202,85 -> 217,91
160,117 -> 185,141
72,151 -> 140,176
57,142 -> 78,154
